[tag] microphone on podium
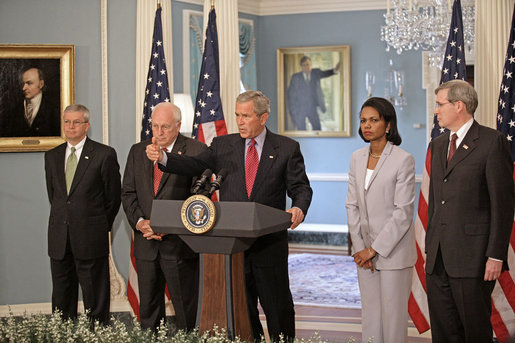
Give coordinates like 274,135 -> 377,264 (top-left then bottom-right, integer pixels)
208,169 -> 228,197
192,169 -> 213,194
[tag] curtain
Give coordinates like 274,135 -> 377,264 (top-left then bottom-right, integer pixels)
188,9 -> 257,133
239,21 -> 257,92
474,0 -> 514,128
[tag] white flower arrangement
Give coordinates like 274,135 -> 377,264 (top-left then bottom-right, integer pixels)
0,310 -> 368,343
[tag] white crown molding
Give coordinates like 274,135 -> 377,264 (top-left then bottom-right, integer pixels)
307,173 -> 423,183
175,0 -> 386,16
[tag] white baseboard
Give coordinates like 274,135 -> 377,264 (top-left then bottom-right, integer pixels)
294,223 -> 348,233
0,298 -> 132,317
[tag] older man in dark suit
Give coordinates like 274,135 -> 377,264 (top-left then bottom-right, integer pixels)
287,56 -> 339,130
122,102 -> 206,331
44,104 -> 121,324
425,80 -> 513,342
146,90 -> 313,342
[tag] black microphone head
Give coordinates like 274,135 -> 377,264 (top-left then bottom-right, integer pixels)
202,169 -> 213,178
192,169 -> 213,194
216,168 -> 228,180
207,168 -> 229,197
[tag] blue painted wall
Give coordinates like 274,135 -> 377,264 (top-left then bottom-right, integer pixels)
254,11 -> 426,224
0,1 -> 427,305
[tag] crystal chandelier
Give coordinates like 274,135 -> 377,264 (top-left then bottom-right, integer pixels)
380,0 -> 475,68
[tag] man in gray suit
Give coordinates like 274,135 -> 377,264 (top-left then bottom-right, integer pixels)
425,80 -> 513,342
146,91 -> 313,342
122,102 -> 206,331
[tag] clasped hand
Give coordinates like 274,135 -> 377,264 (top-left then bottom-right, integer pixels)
136,219 -> 167,241
353,248 -> 376,272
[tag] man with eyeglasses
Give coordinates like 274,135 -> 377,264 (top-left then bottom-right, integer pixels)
425,80 -> 513,342
44,104 -> 121,325
121,102 -> 206,332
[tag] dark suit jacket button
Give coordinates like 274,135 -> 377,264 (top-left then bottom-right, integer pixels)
67,201 -> 71,204
441,200 -> 446,205
63,220 -> 67,224
443,178 -> 448,183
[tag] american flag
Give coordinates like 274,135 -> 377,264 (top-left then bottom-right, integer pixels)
493,4 -> 515,341
191,7 -> 227,146
408,0 -> 466,333
127,6 -> 171,320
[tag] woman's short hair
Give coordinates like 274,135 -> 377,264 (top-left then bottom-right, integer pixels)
358,97 -> 402,145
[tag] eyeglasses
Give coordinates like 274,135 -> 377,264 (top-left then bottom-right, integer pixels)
64,120 -> 88,126
435,101 -> 453,108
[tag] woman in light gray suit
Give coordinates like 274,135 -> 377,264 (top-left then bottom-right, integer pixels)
346,97 -> 416,343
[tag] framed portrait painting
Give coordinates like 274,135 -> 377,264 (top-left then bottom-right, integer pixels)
277,45 -> 351,137
0,44 -> 75,152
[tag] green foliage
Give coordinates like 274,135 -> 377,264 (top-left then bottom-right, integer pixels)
0,310 -> 363,343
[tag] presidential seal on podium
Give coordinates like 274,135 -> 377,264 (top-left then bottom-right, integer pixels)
181,194 -> 216,234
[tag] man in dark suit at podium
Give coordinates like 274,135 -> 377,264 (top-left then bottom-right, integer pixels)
122,102 -> 206,331
146,90 -> 313,341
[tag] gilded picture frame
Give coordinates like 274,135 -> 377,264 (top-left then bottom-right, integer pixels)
277,45 -> 351,137
0,44 -> 75,152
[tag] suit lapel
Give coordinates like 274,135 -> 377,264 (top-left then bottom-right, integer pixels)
434,131 -> 450,176
233,136 -> 247,197
156,135 -> 186,196
250,131 -> 277,199
355,148 -> 368,213
445,121 -> 479,176
55,143 -> 67,196
366,142 -> 393,191
146,143 -> 156,198
68,137 -> 93,197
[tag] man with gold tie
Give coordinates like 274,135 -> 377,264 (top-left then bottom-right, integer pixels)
44,104 -> 121,324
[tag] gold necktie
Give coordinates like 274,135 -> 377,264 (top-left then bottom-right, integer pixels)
65,147 -> 77,194
25,100 -> 33,124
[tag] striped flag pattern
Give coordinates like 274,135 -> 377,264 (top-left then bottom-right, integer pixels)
493,4 -> 515,341
191,7 -> 227,146
191,7 -> 227,202
127,6 -> 172,319
408,0 -> 466,333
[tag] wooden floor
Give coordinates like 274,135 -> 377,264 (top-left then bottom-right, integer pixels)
258,305 -> 431,342
257,244 -> 433,342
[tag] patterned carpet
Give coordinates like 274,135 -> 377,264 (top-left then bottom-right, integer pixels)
288,253 -> 361,308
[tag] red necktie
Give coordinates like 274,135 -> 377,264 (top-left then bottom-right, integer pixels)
448,133 -> 457,163
245,139 -> 259,198
153,148 -> 167,196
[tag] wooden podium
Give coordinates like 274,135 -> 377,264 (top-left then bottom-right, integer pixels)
151,200 -> 291,341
